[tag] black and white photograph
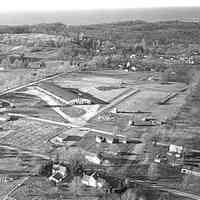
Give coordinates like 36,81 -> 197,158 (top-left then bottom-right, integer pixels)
0,0 -> 200,199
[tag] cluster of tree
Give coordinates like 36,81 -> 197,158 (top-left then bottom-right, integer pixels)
0,23 -> 67,35
78,54 -> 128,71
71,32 -> 102,52
0,54 -> 46,69
67,20 -> 200,53
30,37 -> 69,48
57,44 -> 89,60
1,21 -> 200,48
0,25 -> 30,34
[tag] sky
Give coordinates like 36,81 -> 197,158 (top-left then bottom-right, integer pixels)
1,0 -> 200,12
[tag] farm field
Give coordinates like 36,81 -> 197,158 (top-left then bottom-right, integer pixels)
0,69 -> 190,150
0,70 -> 194,199
0,70 -> 198,200
2,19 -> 200,200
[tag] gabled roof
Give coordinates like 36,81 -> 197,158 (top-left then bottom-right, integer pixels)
52,172 -> 63,180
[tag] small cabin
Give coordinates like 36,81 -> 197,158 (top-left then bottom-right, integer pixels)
49,164 -> 66,184
81,172 -> 105,188
85,152 -> 101,165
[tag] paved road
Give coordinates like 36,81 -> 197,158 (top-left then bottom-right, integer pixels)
0,65 -> 77,96
0,72 -> 64,95
7,113 -> 129,138
89,88 -> 140,121
1,70 -> 198,199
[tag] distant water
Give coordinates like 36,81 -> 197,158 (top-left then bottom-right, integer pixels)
1,7 -> 200,26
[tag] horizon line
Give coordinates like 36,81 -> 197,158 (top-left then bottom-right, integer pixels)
1,6 -> 200,13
